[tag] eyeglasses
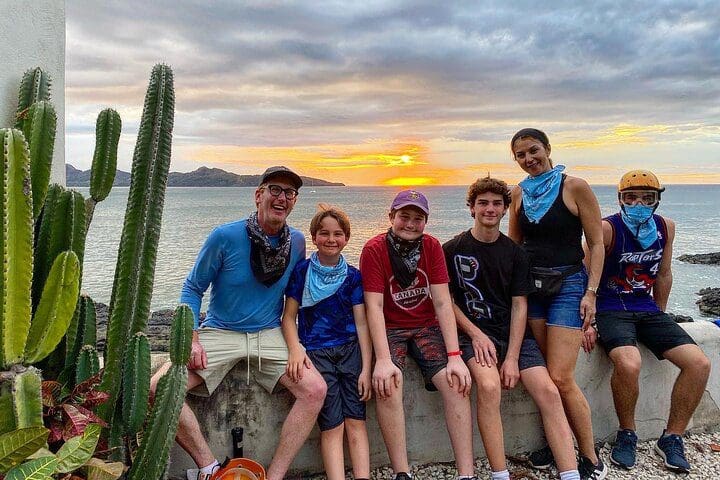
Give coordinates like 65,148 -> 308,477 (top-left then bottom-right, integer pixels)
620,190 -> 659,207
265,184 -> 298,200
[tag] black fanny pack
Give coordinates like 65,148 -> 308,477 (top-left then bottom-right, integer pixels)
530,264 -> 583,298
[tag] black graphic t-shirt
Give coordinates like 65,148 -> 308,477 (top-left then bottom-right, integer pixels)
443,230 -> 532,341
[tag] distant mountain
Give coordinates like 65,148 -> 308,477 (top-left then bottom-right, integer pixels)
66,164 -> 344,187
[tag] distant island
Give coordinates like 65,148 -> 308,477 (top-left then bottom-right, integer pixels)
65,164 -> 345,187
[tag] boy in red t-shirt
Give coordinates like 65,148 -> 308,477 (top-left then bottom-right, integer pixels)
359,190 -> 474,480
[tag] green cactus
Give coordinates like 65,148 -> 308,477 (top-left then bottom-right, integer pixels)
0,129 -> 34,368
20,101 -> 56,220
121,333 -> 150,435
99,64 -> 174,424
86,108 -> 121,227
75,345 -> 100,385
24,251 -> 81,364
127,306 -> 190,480
0,366 -> 42,435
15,68 -> 51,128
60,295 -> 97,385
33,185 -> 86,310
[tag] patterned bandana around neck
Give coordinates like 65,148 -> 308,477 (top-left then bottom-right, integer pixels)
519,164 -> 566,223
301,252 -> 348,307
386,228 -> 423,289
621,204 -> 658,249
246,211 -> 292,287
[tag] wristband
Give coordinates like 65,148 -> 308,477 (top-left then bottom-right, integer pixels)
447,350 -> 462,357
586,286 -> 597,294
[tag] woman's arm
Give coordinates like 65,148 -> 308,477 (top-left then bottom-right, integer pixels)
508,186 -> 523,244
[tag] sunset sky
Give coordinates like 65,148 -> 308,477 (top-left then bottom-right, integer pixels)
65,1 -> 720,186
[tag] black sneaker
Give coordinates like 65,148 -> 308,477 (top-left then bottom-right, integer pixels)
394,473 -> 413,480
528,445 -> 554,470
578,453 -> 608,480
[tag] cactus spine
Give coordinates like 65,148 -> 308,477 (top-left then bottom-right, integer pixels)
86,109 -> 121,226
99,64 -> 174,425
20,101 -> 56,220
121,333 -> 150,435
127,305 -> 191,480
15,68 -> 51,128
0,129 -> 34,367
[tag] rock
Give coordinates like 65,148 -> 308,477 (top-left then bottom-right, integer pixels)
668,313 -> 694,323
677,252 -> 720,265
697,287 -> 720,317
95,302 -> 196,352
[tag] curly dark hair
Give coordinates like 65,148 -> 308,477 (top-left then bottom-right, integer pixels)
466,177 -> 512,208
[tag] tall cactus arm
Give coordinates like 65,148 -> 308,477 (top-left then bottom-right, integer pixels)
99,64 -> 174,421
126,365 -> 187,480
0,129 -> 34,368
15,68 -> 51,128
169,305 -> 192,365
21,101 -> 56,219
75,345 -> 100,385
63,295 -> 97,383
86,109 -> 121,227
24,251 -> 80,364
121,333 -> 150,435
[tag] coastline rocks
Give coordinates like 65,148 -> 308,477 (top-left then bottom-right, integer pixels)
678,252 -> 720,265
95,303 -> 200,352
697,288 -> 720,317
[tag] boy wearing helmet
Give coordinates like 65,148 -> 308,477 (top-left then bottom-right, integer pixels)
583,170 -> 710,474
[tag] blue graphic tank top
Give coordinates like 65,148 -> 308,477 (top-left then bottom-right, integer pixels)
596,213 -> 667,312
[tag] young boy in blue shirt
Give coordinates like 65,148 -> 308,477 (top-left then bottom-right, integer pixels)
282,205 -> 372,480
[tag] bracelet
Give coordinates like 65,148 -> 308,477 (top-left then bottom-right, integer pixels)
447,350 -> 462,357
586,286 -> 598,294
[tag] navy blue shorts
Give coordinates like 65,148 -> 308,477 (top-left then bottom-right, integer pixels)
596,311 -> 697,360
459,334 -> 545,371
307,340 -> 366,431
528,266 -> 588,329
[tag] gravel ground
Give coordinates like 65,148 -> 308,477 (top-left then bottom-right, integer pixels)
304,431 -> 720,480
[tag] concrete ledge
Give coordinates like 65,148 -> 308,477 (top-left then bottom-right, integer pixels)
167,322 -> 719,476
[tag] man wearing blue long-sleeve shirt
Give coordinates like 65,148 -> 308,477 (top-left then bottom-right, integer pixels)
151,166 -> 327,480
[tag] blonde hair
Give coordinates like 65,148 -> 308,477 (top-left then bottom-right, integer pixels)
309,203 -> 351,239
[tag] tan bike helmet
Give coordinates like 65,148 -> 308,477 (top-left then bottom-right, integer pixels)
618,170 -> 665,192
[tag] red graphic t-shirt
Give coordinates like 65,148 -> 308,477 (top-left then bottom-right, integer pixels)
359,233 -> 450,329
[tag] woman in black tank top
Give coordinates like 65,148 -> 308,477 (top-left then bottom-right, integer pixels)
508,129 -> 607,476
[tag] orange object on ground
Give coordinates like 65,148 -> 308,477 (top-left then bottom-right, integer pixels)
213,458 -> 266,480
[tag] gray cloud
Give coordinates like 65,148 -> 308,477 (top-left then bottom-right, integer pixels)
66,0 -> 720,162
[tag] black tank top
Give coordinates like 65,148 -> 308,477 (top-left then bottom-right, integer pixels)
519,175 -> 584,267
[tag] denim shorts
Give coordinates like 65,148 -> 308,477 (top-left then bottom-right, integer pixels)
307,340 -> 366,431
528,266 -> 588,329
459,334 -> 546,371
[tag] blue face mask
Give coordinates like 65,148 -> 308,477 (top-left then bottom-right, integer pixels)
621,204 -> 658,248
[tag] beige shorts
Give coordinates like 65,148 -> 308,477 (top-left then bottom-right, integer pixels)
189,326 -> 289,397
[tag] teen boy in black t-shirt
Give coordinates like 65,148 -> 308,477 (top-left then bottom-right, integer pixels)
443,177 -> 581,480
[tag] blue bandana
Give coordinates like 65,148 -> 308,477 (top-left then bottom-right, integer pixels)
621,204 -> 658,249
519,165 -> 566,223
302,252 -> 348,307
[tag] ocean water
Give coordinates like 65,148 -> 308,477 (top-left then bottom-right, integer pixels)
80,185 -> 719,319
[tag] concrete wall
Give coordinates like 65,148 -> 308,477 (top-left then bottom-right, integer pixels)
0,0 -> 65,184
167,322 -> 720,477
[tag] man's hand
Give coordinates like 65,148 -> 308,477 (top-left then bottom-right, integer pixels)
580,291 -> 596,331
582,324 -> 598,353
286,348 -> 312,383
499,359 -> 520,389
188,332 -> 207,370
445,356 -> 472,396
372,358 -> 402,399
471,330 -> 497,367
358,368 -> 372,402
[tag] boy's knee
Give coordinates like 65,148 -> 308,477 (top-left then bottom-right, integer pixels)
614,356 -> 642,379
532,380 -> 563,408
548,371 -> 576,394
475,378 -> 501,402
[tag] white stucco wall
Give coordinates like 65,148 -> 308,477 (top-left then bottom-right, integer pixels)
0,0 -> 65,184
